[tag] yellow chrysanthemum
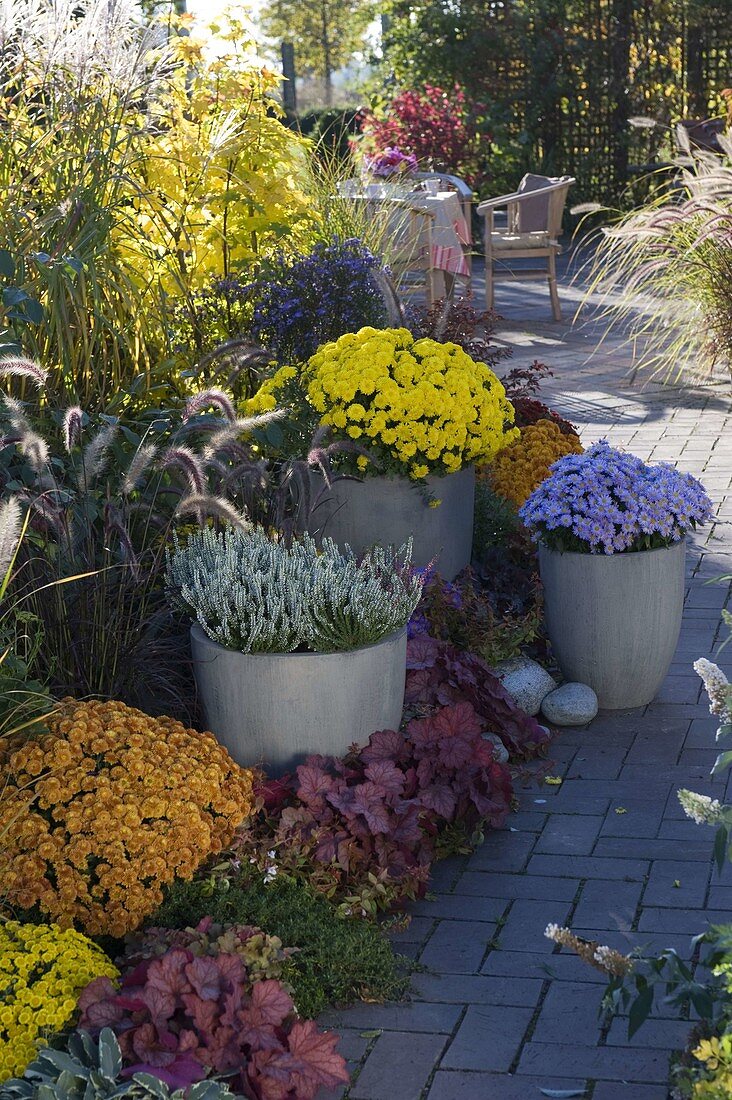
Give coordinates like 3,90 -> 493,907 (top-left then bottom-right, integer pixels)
244,327 -> 518,479
0,921 -> 118,1081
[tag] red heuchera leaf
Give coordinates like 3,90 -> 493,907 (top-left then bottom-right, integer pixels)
296,763 -> 336,808
431,701 -> 483,740
406,634 -> 440,669
364,758 -> 405,796
248,979 -> 294,1027
77,978 -> 126,1028
131,1022 -> 177,1067
418,783 -> 457,821
121,1056 -> 205,1089
185,956 -> 223,1001
286,1020 -> 349,1093
360,728 -> 409,763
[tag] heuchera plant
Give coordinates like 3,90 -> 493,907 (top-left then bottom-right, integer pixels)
240,638 -> 549,916
77,937 -> 348,1100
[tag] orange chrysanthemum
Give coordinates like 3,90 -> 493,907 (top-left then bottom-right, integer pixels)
482,419 -> 583,508
0,699 -> 254,937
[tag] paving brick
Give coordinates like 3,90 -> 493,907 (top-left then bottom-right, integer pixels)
425,855 -> 467,893
535,813 -> 605,855
412,972 -> 543,1007
572,878 -> 642,931
565,748 -> 626,780
411,893 -> 506,923
441,1005 -> 534,1071
532,981 -> 607,1045
387,915 -> 435,945
419,920 -> 494,974
500,810 -> 548,832
599,806 -> 664,838
642,859 -> 711,908
517,1041 -> 670,1082
707,884 -> 732,908
466,831 -> 536,873
592,1085 -> 670,1100
350,1031 -> 445,1100
606,1016 -> 694,1049
452,871 -> 579,902
593,836 -> 712,861
481,948 -> 605,983
495,898 -> 573,954
638,907 -> 728,934
526,854 -> 650,880
427,1072 -> 588,1100
319,1002 -> 462,1035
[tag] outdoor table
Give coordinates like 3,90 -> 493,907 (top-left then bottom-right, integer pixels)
337,182 -> 472,297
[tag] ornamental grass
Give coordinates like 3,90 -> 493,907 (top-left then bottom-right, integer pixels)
484,419 -> 583,508
0,920 -> 118,1082
0,700 -> 254,937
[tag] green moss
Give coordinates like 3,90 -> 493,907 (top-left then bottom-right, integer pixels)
151,875 -> 411,1018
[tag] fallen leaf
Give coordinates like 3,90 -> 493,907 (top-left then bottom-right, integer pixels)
539,1090 -> 587,1098
615,807 -> 627,815
544,776 -> 563,786
673,880 -> 681,888
359,1030 -> 382,1039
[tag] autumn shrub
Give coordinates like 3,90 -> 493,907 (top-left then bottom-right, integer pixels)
357,84 -> 492,192
151,877 -> 410,1019
78,944 -> 348,1098
0,699 -> 254,937
485,419 -> 584,509
235,637 -> 548,916
0,920 -> 118,1082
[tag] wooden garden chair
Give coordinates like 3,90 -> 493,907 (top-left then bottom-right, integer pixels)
477,174 -> 575,321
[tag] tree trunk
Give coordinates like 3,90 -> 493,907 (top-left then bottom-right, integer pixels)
321,0 -> 333,107
609,0 -> 633,198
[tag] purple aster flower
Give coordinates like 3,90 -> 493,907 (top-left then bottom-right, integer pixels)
518,441 -> 713,554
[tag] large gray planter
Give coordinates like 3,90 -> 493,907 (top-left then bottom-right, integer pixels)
305,466 -> 475,581
539,539 -> 686,709
190,623 -> 407,775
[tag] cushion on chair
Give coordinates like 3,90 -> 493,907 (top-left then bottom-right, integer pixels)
516,174 -> 560,233
490,230 -> 552,251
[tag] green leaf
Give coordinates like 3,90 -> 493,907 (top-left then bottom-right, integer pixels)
0,249 -> 15,278
2,286 -> 28,307
714,824 -> 728,874
712,750 -> 732,775
627,984 -> 653,1038
98,1029 -> 121,1080
23,298 -> 45,324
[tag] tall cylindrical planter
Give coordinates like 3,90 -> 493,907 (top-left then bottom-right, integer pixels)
305,466 -> 475,581
190,623 -> 407,775
539,539 -> 686,709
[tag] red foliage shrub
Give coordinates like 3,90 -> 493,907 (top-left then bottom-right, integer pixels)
238,639 -> 550,915
500,360 -> 579,436
78,931 -> 348,1100
357,84 -> 491,191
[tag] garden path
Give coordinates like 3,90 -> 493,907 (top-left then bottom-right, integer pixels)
317,259 -> 732,1100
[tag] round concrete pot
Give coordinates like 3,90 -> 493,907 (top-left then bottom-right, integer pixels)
190,623 -> 407,775
306,466 -> 475,581
538,539 -> 686,709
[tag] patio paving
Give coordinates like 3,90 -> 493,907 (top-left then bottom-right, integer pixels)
318,259 -> 732,1099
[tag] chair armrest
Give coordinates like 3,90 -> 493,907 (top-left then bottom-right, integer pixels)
477,178 -> 576,215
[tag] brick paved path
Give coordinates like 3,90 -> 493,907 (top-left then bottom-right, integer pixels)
319,264 -> 732,1099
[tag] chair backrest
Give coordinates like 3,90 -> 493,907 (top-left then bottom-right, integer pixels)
515,174 -> 573,236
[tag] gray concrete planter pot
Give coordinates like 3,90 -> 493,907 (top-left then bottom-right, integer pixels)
538,539 -> 686,709
306,466 -> 475,581
190,622 -> 407,775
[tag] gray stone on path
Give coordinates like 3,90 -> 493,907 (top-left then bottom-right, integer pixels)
481,732 -> 510,763
541,682 -> 599,726
494,656 -> 557,716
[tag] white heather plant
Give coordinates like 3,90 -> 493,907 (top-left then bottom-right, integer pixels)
166,527 -> 422,654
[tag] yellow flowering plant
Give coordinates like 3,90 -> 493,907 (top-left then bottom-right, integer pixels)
247,327 -> 518,479
691,1034 -> 732,1098
484,418 -> 583,508
0,920 -> 118,1082
0,700 -> 254,937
